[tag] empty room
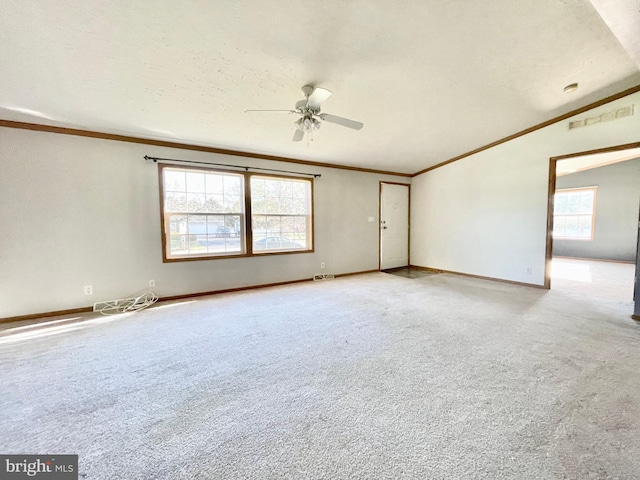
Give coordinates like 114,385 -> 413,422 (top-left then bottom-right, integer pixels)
1,1 -> 639,479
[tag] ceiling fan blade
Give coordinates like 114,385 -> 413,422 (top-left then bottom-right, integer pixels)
320,113 -> 363,130
245,109 -> 297,113
306,87 -> 332,110
292,129 -> 304,142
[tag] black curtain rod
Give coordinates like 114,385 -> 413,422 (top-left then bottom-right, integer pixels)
144,155 -> 321,178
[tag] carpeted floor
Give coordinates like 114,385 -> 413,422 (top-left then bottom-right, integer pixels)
1,272 -> 638,479
550,257 -> 635,301
382,267 -> 438,279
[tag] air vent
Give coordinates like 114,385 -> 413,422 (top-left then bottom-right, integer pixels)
569,104 -> 634,129
313,273 -> 335,281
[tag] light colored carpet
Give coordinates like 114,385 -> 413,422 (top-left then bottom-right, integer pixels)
1,273 -> 639,479
551,257 -> 635,301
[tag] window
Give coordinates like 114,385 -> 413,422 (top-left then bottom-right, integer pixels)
160,165 -> 313,261
553,187 -> 597,240
251,176 -> 312,253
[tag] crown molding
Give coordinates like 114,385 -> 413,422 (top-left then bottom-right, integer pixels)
412,83 -> 640,176
0,120 -> 411,178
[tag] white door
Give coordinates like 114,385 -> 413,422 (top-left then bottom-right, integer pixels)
380,182 -> 409,270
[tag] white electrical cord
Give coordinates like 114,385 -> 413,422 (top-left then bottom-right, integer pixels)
96,290 -> 158,316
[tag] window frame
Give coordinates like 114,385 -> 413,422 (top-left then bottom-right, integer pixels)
552,186 -> 597,241
158,163 -> 314,262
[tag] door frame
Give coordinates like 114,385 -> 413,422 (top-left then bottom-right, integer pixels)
379,181 -> 411,271
545,142 -> 640,310
634,203 -> 640,321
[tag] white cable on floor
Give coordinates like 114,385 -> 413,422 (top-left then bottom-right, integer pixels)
96,291 -> 158,316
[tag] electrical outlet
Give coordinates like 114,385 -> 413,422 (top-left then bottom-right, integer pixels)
320,262 -> 326,270
526,267 -> 532,275
149,279 -> 156,287
84,285 -> 93,295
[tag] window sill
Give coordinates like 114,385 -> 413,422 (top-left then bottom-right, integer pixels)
163,248 -> 314,263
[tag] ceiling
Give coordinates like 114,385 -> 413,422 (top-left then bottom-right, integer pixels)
1,1 -> 639,175
557,147 -> 640,175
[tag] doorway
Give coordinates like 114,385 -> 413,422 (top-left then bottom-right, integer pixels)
379,182 -> 410,271
546,143 -> 640,310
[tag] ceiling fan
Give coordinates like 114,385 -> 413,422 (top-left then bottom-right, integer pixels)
246,85 -> 364,142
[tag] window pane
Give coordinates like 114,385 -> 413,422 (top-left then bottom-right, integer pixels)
186,172 -> 206,193
554,193 -> 568,215
281,216 -> 295,233
279,197 -> 293,214
578,215 -> 592,239
168,215 -> 187,255
205,194 -> 225,213
165,192 -> 187,212
252,195 -> 267,214
224,194 -> 242,212
292,182 -> 306,198
162,167 -> 246,259
186,193 -> 206,212
566,192 -> 580,214
187,215 -> 206,235
251,215 -> 308,251
565,216 -> 579,237
252,178 -> 265,196
292,198 -> 307,214
579,191 -> 594,214
165,170 -> 186,192
224,175 -> 242,194
553,216 -> 566,237
265,215 -> 281,234
250,176 -> 312,253
207,216 -> 222,234
205,174 -> 223,194
265,179 -> 280,196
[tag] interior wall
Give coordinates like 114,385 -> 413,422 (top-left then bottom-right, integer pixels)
0,127 -> 405,318
554,158 -> 640,262
410,91 -> 640,286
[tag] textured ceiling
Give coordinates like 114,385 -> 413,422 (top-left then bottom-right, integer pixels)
1,0 -> 639,174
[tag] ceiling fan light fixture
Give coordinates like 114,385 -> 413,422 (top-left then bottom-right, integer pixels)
247,84 -> 363,142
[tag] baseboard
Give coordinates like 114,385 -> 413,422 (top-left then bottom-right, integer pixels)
0,307 -> 94,325
0,269 -> 381,324
553,256 -> 635,264
632,315 -> 640,322
409,265 -> 548,289
336,269 -> 379,278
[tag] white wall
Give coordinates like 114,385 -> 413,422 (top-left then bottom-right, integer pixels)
411,91 -> 640,286
0,128 -> 405,318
